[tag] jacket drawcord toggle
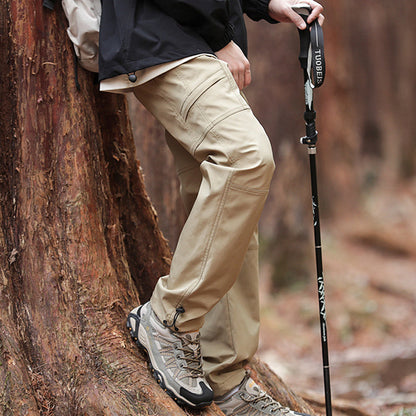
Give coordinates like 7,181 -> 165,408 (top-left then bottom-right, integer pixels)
128,72 -> 137,83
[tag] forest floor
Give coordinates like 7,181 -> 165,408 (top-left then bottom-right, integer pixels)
257,184 -> 416,416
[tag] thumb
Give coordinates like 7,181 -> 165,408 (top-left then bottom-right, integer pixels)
287,8 -> 308,30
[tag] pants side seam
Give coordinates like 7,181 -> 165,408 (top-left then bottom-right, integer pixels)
174,168 -> 235,308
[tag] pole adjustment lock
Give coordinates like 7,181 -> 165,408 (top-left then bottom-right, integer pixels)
300,130 -> 318,145
301,118 -> 318,145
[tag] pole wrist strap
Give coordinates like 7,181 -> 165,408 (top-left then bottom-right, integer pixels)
298,20 -> 326,88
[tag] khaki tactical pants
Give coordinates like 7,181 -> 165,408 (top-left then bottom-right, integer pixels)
133,55 -> 275,395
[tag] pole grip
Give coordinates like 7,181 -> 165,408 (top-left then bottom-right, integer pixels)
293,5 -> 326,88
292,4 -> 310,69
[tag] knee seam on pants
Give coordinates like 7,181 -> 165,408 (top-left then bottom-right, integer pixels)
229,183 -> 270,195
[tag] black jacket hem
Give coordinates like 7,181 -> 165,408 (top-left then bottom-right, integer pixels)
99,0 -> 276,81
99,50 -> 215,82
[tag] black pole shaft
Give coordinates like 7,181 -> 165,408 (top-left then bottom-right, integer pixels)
307,145 -> 332,416
296,15 -> 332,413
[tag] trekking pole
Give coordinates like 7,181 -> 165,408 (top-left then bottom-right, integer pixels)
292,5 -> 332,416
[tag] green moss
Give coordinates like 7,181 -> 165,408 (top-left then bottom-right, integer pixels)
393,408 -> 416,416
0,371 -> 12,415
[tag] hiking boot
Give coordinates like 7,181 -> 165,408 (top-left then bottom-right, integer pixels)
215,373 -> 310,416
126,302 -> 213,408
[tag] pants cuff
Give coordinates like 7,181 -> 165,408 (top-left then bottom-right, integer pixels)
209,368 -> 246,397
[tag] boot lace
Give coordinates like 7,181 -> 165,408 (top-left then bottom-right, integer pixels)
174,332 -> 204,377
243,390 -> 293,414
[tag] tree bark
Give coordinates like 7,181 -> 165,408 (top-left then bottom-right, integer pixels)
0,1 -> 318,415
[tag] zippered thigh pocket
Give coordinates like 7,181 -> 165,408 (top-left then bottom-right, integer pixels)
179,67 -> 224,121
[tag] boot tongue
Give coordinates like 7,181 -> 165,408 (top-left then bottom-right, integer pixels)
181,332 -> 203,375
244,377 -> 261,396
183,331 -> 200,351
184,331 -> 199,340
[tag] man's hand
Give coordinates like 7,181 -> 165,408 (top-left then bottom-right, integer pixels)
215,41 -> 251,90
268,0 -> 324,29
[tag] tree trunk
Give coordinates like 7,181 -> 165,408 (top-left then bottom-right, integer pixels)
0,1 -> 318,415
